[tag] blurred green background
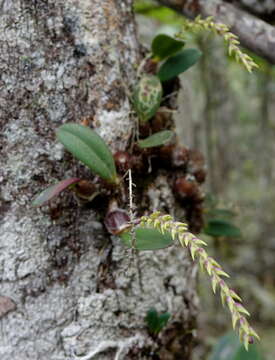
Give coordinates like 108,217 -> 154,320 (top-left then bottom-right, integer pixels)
135,1 -> 275,359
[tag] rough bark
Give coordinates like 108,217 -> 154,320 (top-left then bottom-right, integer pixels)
157,0 -> 275,64
224,0 -> 275,21
0,1 -> 198,359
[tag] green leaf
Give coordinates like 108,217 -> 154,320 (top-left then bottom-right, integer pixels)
138,130 -> 174,148
158,48 -> 202,82
120,226 -> 174,250
134,2 -> 183,25
145,308 -> 159,334
32,178 -> 81,207
158,313 -> 171,331
204,219 -> 242,238
56,124 -> 117,183
151,34 -> 185,60
209,332 -> 263,360
145,308 -> 171,335
207,208 -> 236,220
132,75 -> 163,122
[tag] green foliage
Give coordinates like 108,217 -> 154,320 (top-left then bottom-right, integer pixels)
157,48 -> 202,82
138,130 -> 174,148
32,178 -> 80,207
204,196 -> 241,238
134,1 -> 182,25
145,308 -> 171,335
56,123 -> 118,183
133,34 -> 201,123
132,75 -> 163,122
120,226 -> 173,250
207,208 -> 236,220
204,219 -> 242,238
209,332 -> 264,360
152,34 -> 185,61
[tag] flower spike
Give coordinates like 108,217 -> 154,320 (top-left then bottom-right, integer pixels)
141,212 -> 259,348
177,16 -> 258,73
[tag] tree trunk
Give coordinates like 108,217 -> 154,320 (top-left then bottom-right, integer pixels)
0,1 -> 198,359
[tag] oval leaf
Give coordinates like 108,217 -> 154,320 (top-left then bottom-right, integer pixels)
151,34 -> 185,60
138,130 -> 174,148
204,219 -> 242,238
158,48 -> 202,82
56,123 -> 117,183
32,178 -> 81,207
207,208 -> 236,220
120,226 -> 173,250
209,332 -> 263,360
132,75 -> 163,122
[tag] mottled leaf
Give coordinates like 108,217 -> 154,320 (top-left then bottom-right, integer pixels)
138,130 -> 174,148
32,178 -> 81,207
158,48 -> 202,82
151,34 -> 185,60
132,75 -> 163,122
56,123 -> 117,183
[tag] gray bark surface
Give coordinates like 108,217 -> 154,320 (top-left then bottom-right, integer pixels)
0,1 -> 197,359
224,0 -> 275,19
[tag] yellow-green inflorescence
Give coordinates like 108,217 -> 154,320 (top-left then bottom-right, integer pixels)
177,16 -> 258,73
140,211 -> 259,350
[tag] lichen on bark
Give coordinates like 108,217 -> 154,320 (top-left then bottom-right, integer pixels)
0,1 -> 198,359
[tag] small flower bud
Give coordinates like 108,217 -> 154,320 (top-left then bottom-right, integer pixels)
104,209 -> 131,235
114,151 -> 131,174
